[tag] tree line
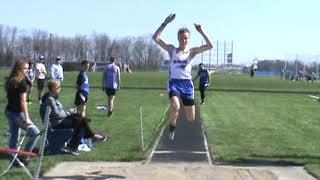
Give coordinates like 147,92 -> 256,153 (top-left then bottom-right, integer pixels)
257,59 -> 319,74
0,24 -> 165,71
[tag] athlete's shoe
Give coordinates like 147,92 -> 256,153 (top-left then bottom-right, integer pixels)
168,124 -> 176,140
78,144 -> 91,152
200,100 -> 205,105
61,146 -> 79,156
169,130 -> 175,140
93,133 -> 107,143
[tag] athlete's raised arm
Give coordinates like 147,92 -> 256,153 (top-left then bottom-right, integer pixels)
152,13 -> 176,55
190,23 -> 213,59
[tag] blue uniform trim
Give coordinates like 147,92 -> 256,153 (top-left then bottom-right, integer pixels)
168,79 -> 195,105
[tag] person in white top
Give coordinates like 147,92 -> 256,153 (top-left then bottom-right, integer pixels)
51,56 -> 64,81
153,13 -> 213,140
35,55 -> 47,102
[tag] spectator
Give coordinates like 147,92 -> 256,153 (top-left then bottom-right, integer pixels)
50,56 -> 64,81
26,61 -> 36,104
35,55 -> 47,103
41,79 -> 107,156
5,60 -> 40,166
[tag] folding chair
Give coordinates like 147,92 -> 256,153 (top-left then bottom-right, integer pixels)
0,134 -> 38,179
40,106 -> 73,154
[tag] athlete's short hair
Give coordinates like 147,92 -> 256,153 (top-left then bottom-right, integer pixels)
177,28 -> 190,36
109,56 -> 116,63
81,60 -> 90,66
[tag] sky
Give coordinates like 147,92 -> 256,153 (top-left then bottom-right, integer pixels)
1,0 -> 320,65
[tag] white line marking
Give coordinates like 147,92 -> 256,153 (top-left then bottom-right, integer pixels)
153,150 -> 207,154
200,116 -> 213,165
308,95 -> 319,99
145,104 -> 170,164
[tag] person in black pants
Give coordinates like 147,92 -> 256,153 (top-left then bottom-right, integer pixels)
41,79 -> 107,155
193,63 -> 211,105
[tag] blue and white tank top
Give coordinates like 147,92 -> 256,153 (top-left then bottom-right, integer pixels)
77,71 -> 90,94
169,48 -> 193,80
198,69 -> 209,85
104,64 -> 119,89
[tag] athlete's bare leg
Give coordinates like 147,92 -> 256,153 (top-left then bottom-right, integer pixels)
169,96 -> 180,126
76,104 -> 86,117
108,95 -> 115,116
184,105 -> 195,122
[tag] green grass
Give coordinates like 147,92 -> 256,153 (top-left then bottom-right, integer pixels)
213,74 -> 320,92
1,70 -> 320,179
305,164 -> 320,179
0,71 -> 169,179
200,91 -> 320,164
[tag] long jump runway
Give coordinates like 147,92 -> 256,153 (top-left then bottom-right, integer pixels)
149,106 -> 211,163
43,106 -> 315,180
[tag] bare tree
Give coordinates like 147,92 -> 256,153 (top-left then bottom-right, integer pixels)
0,24 -> 165,71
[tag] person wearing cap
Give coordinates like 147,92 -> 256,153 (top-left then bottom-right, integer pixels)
35,55 -> 47,103
193,63 -> 211,105
50,56 -> 64,81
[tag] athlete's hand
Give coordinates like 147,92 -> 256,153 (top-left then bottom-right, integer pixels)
194,23 -> 203,32
164,13 -> 176,25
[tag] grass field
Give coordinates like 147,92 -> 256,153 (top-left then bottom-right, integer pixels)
0,71 -> 169,179
0,70 -> 320,179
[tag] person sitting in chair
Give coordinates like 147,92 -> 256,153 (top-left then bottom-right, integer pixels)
40,79 -> 107,155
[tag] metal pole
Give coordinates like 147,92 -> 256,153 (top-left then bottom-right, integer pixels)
209,49 -> 211,69
295,55 -> 298,80
140,105 -> 144,151
317,61 -> 319,79
201,39 -> 204,63
224,40 -> 226,66
231,40 -> 233,64
216,40 -> 218,69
